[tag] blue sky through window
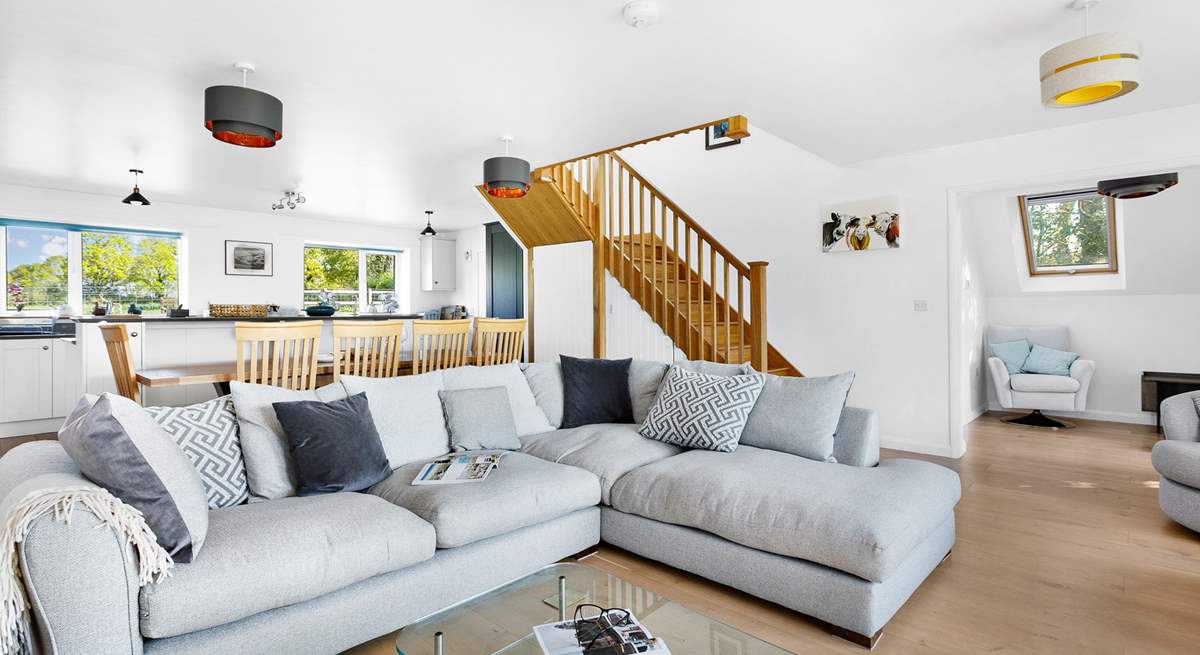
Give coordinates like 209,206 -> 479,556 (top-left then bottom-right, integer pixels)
6,226 -> 68,268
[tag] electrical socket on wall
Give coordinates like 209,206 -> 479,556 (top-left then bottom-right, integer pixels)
913,300 -> 928,312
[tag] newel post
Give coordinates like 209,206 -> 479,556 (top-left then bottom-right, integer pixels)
748,261 -> 768,372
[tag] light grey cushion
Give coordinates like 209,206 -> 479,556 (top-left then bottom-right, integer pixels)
340,372 -> 450,468
440,387 -> 521,451
523,362 -> 564,428
1152,439 -> 1200,489
368,451 -> 600,548
639,366 -> 765,452
629,360 -> 669,423
145,395 -> 249,509
442,363 -> 553,436
674,359 -> 754,377
610,445 -> 961,582
57,393 -> 209,562
740,371 -> 854,462
833,407 -> 881,467
229,381 -> 348,501
520,423 -> 682,504
139,492 -> 434,638
1009,373 -> 1080,393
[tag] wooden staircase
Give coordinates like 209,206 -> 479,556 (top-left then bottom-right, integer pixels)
478,118 -> 801,376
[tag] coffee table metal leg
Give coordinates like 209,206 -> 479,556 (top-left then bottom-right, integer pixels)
558,576 -> 567,622
434,631 -> 443,655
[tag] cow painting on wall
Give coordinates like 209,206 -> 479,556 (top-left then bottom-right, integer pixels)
820,196 -> 902,252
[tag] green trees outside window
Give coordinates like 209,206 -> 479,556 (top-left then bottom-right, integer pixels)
303,246 -> 397,314
1020,192 -> 1117,275
5,227 -> 69,311
82,232 -> 179,312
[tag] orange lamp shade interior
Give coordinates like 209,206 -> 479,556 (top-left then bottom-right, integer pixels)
204,120 -> 280,148
485,184 -> 529,198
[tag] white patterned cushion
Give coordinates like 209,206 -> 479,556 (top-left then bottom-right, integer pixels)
145,396 -> 249,509
638,365 -> 765,452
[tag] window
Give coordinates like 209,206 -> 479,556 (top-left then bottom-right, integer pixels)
5,226 -> 69,312
303,246 -> 398,314
1018,190 -> 1117,276
82,231 -> 179,313
1,220 -> 182,315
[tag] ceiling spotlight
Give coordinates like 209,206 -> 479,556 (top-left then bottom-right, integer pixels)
272,190 -> 305,211
483,136 -> 531,199
1040,0 -> 1140,108
121,169 -> 150,206
204,62 -> 283,147
622,1 -> 660,29
420,210 -> 437,237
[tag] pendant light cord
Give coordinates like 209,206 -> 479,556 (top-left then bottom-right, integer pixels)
1084,4 -> 1090,35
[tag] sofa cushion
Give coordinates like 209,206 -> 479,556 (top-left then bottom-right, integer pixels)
674,360 -> 753,376
639,366 -> 765,452
272,392 -> 392,495
609,446 -> 961,582
339,372 -> 449,469
520,423 -> 682,504
230,381 -> 349,500
523,362 -> 565,428
440,387 -> 521,451
145,395 -> 249,509
1021,344 -> 1080,376
139,492 -> 434,638
442,363 -> 553,436
1009,373 -> 1080,393
561,356 -> 634,428
740,371 -> 854,463
629,360 -> 669,423
369,451 -> 600,548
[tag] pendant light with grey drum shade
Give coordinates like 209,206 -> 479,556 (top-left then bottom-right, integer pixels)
122,169 -> 150,206
420,210 -> 437,237
204,62 -> 283,148
483,136 -> 530,198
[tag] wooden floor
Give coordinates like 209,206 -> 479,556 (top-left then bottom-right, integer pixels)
346,413 -> 1200,655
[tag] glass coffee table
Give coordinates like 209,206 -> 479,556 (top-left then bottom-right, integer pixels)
395,562 -> 793,654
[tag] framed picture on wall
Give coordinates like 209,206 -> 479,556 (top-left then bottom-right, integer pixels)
225,240 -> 274,276
820,195 -> 902,253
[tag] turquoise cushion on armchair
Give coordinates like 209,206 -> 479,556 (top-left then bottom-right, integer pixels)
1021,344 -> 1080,376
989,339 -> 1031,375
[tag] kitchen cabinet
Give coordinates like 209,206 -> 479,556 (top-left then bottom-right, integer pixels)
0,339 -> 54,422
421,236 -> 456,291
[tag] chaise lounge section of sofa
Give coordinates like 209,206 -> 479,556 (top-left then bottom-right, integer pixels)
0,359 -> 959,653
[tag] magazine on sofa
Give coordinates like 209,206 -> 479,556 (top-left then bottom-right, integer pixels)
532,609 -> 670,655
411,452 -> 505,485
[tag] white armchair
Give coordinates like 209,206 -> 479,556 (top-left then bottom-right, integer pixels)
986,325 -> 1095,429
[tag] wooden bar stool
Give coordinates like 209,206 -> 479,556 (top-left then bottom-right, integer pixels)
99,323 -> 141,403
411,319 -> 470,374
474,318 -> 527,366
233,321 -> 323,390
331,320 -> 406,380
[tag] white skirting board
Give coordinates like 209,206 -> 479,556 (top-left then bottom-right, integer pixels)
0,417 -> 63,439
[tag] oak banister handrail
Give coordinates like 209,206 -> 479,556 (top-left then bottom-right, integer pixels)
534,115 -> 747,172
610,153 -> 750,276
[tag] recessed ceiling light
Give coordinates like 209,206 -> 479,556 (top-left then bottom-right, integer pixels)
622,1 -> 660,29
1040,0 -> 1140,108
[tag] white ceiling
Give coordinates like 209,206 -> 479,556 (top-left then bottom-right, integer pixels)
1,0 -> 1197,230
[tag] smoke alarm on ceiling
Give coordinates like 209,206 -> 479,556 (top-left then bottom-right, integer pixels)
623,1 -> 660,29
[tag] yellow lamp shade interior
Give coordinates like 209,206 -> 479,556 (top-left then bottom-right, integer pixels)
1055,81 -> 1125,106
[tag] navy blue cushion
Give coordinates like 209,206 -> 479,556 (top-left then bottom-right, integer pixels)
272,393 -> 391,496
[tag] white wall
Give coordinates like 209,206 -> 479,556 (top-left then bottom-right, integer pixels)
450,224 -> 487,317
531,241 -> 593,362
0,182 -> 461,315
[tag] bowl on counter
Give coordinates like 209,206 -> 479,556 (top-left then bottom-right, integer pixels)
304,305 -> 337,317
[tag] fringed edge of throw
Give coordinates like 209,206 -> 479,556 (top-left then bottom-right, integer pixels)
0,486 -> 174,655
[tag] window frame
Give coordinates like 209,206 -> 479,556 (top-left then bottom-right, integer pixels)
1017,190 -> 1118,277
302,244 -> 402,314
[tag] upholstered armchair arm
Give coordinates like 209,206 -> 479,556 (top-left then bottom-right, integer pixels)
986,357 -> 1013,408
0,443 -> 143,655
1152,440 -> 1200,488
1069,359 -> 1096,412
1161,391 -> 1200,442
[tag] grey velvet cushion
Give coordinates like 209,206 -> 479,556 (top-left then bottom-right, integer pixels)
610,445 -> 961,582
740,371 -> 854,463
368,451 -> 600,548
339,371 -> 450,469
442,363 -> 553,436
272,392 -> 392,495
520,423 -> 682,504
230,381 -> 348,500
523,362 -> 565,428
629,360 -> 669,423
145,395 -> 249,509
639,366 -> 765,452
57,393 -> 209,562
1152,440 -> 1200,489
139,492 -> 434,638
560,356 -> 633,427
440,387 -> 521,451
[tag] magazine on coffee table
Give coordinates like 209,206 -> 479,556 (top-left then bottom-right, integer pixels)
411,452 -> 504,485
532,610 -> 670,655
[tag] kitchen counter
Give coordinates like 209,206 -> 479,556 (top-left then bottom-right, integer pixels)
0,332 -> 76,340
73,314 -> 422,323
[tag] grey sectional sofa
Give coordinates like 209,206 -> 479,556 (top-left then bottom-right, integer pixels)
0,359 -> 960,654
1153,391 -> 1200,532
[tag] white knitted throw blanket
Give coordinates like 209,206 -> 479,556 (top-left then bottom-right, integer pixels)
0,486 -> 174,655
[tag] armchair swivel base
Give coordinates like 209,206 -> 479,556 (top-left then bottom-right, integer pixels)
1004,409 -> 1075,430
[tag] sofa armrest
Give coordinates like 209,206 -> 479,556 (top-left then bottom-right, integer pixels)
833,407 -> 880,467
1152,439 -> 1200,488
0,443 -> 143,655
1161,391 -> 1200,443
986,357 -> 1013,408
1069,359 -> 1096,412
